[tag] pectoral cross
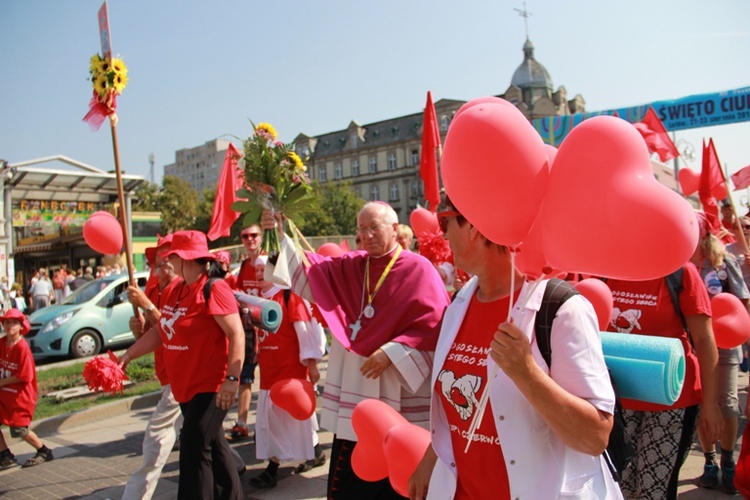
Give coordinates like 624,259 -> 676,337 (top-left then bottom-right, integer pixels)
349,317 -> 362,341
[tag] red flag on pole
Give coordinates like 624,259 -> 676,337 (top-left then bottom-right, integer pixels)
732,164 -> 750,191
633,107 -> 680,163
420,91 -> 442,212
207,143 -> 243,241
699,138 -> 725,234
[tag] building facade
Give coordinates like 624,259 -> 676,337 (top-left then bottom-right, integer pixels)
163,139 -> 231,194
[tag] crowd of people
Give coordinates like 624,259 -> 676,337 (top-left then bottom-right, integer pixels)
2,194 -> 750,500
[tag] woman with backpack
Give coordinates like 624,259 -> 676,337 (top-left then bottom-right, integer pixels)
409,198 -> 622,499
692,211 -> 750,494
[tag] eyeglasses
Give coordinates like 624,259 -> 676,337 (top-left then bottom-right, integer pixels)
242,233 -> 260,240
357,224 -> 386,236
437,210 -> 461,233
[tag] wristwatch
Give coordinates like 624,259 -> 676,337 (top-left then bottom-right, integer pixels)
226,375 -> 239,382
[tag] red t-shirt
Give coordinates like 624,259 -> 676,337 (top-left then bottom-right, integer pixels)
438,294 -> 511,500
145,276 -> 182,386
606,263 -> 712,411
235,259 -> 261,295
158,275 -> 239,403
257,290 -> 312,390
0,338 -> 37,427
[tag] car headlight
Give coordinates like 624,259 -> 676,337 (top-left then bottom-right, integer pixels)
40,311 -> 76,334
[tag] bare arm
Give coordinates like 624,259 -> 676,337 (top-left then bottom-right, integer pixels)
213,313 -> 245,410
119,323 -> 162,369
409,445 -> 437,500
686,313 -> 722,443
491,321 -> 612,455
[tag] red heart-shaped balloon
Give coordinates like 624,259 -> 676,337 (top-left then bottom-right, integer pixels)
409,207 -> 439,238
351,399 -> 407,481
316,242 -> 344,258
678,168 -> 700,196
574,278 -> 614,331
541,116 -> 698,280
383,423 -> 432,497
711,292 -> 750,349
442,98 -> 549,247
269,378 -> 316,420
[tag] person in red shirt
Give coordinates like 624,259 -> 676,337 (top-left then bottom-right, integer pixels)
0,309 -> 54,469
226,224 -> 263,442
606,264 -> 722,500
120,230 -> 245,500
247,256 -> 326,489
122,235 -> 183,500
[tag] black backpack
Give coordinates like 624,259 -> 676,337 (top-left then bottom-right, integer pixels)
535,278 -> 635,483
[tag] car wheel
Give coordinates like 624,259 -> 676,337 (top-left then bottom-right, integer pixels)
70,329 -> 102,358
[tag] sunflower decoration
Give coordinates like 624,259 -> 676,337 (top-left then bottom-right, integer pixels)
231,121 -> 315,254
83,53 -> 128,129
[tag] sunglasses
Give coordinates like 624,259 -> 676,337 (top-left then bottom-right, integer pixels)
436,210 -> 461,233
242,233 -> 260,240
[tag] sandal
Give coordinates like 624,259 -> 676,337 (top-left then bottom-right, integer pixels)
22,449 -> 53,468
295,452 -> 327,473
248,470 -> 277,489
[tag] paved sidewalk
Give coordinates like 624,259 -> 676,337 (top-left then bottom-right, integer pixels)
0,365 -> 746,498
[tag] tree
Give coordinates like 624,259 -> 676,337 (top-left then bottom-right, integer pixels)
298,181 -> 364,236
132,181 -> 160,211
159,176 -> 200,233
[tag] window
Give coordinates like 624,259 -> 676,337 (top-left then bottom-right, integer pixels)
354,186 -> 362,198
411,180 -> 419,198
352,159 -> 360,177
319,165 -> 327,182
351,134 -> 358,148
370,185 -> 379,201
388,153 -> 397,171
411,149 -> 419,166
440,115 -> 449,131
335,162 -> 343,179
389,183 -> 399,201
368,157 -> 377,174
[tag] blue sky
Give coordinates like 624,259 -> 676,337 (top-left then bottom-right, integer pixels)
2,0 -> 749,198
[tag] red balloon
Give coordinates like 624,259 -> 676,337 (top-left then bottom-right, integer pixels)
574,279 -> 613,331
317,242 -> 344,258
711,293 -> 750,349
712,182 -> 728,202
383,423 -> 432,497
442,98 -> 549,247
83,211 -> 123,254
409,208 -> 439,238
544,144 -> 559,165
269,378 -> 316,420
541,116 -> 698,280
678,168 -> 700,196
351,399 -> 407,481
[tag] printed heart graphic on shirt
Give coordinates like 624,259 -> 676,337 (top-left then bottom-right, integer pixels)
438,370 -> 482,421
541,116 -> 699,280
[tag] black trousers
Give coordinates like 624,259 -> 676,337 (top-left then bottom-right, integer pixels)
178,392 -> 242,500
327,436 -> 406,500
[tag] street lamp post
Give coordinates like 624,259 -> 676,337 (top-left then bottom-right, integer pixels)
0,160 -> 16,284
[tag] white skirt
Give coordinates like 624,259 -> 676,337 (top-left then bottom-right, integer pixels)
255,389 -> 320,462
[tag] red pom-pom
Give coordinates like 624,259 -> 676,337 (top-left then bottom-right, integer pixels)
417,230 -> 452,266
83,350 -> 129,395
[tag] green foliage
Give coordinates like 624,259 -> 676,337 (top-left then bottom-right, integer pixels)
299,181 -> 365,236
159,176 -> 199,233
132,181 -> 160,211
35,353 -> 159,420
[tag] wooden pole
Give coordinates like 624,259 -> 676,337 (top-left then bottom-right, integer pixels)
109,117 -> 140,316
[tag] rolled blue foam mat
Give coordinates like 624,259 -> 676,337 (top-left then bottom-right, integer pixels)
234,292 -> 283,333
600,331 -> 685,405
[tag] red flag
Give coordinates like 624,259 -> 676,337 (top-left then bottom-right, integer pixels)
207,143 -> 243,241
420,91 -> 442,212
634,107 -> 680,163
699,139 -> 725,234
732,164 -> 750,191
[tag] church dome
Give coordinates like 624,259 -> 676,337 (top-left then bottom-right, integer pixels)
510,39 -> 554,93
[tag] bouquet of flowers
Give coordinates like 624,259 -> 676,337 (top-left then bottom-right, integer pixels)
231,122 -> 315,254
83,53 -> 129,130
